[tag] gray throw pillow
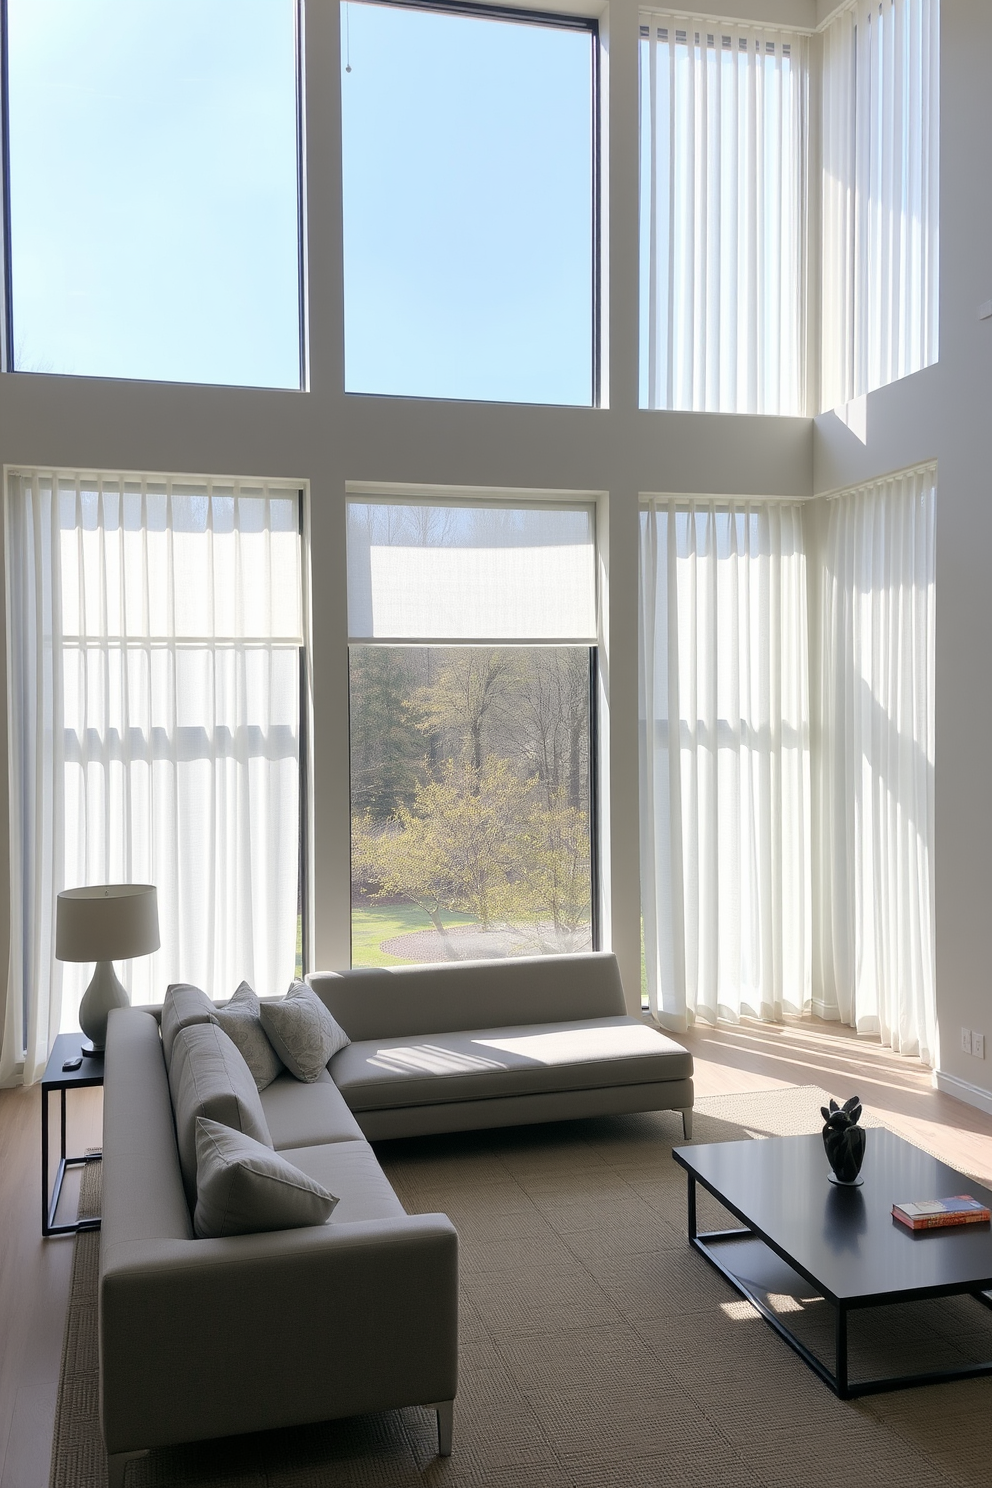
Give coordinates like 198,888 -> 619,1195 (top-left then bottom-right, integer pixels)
193,1117 -> 338,1238
215,981 -> 283,1092
259,980 -> 351,1083
169,1022 -> 274,1210
161,982 -> 217,1066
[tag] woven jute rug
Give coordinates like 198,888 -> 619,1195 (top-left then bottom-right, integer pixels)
51,1085 -> 992,1488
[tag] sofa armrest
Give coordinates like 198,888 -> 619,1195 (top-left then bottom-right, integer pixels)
101,1213 -> 458,1455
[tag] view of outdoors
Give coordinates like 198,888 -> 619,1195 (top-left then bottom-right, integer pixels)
350,645 -> 594,966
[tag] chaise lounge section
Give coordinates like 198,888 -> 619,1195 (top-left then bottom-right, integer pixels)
310,950 -> 694,1140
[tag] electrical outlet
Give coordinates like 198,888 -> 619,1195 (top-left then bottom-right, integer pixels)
962,1027 -> 973,1054
974,1033 -> 985,1060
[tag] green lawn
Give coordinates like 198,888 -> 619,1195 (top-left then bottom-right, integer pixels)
351,902 -> 477,967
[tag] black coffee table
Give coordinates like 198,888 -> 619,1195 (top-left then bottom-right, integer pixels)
673,1129 -> 992,1398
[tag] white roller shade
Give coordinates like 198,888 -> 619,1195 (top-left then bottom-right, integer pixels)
347,500 -> 597,641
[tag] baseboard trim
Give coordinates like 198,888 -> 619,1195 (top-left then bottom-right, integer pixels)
934,1068 -> 992,1117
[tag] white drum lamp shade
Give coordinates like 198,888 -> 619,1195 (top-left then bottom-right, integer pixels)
56,885 -> 160,1053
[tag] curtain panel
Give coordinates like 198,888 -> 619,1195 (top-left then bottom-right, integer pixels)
809,466 -> 937,1062
638,499 -> 811,1029
1,472 -> 304,1085
639,13 -> 807,415
820,0 -> 939,409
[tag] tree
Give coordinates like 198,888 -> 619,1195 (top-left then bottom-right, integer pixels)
518,791 -> 592,952
353,757 -> 535,957
349,646 -> 425,818
408,648 -> 516,774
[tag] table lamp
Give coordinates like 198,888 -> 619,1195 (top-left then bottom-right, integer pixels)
56,884 -> 160,1055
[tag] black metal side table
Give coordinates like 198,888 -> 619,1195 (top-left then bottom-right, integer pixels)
41,1032 -> 104,1237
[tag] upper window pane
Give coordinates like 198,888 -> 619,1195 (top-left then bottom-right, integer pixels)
7,0 -> 302,388
341,2 -> 595,406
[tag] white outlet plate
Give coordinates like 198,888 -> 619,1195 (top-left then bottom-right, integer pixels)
974,1033 -> 985,1060
962,1027 -> 973,1054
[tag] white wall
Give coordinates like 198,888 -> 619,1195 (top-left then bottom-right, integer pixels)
0,0 -> 816,1034
813,0 -> 992,1106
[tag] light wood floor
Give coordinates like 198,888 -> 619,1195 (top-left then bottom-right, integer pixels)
3,1019 -> 992,1486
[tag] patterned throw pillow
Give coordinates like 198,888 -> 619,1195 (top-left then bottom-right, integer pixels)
259,980 -> 351,1083
193,1117 -> 338,1238
215,980 -> 283,1091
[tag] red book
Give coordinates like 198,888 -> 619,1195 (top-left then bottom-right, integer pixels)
892,1196 -> 991,1231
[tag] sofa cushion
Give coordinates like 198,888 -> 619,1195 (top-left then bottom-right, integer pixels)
193,1117 -> 338,1238
161,983 -> 217,1065
169,1023 -> 274,1209
330,1016 -> 692,1113
283,1140 -> 407,1225
260,1069 -> 366,1150
215,981 -> 283,1092
260,980 -> 351,1083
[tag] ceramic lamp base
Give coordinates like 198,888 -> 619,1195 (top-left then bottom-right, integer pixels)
827,1171 -> 864,1187
78,960 -> 131,1052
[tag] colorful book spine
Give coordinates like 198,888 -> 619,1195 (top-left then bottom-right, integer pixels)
892,1196 -> 991,1231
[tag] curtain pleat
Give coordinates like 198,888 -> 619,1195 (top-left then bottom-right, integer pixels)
1,472 -> 304,1084
820,0 -> 939,409
639,14 -> 806,415
638,499 -> 811,1029
810,466 -> 937,1062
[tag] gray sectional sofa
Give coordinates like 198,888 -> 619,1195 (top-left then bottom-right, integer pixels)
99,951 -> 691,1485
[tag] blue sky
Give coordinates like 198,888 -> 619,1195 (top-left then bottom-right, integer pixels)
8,0 -> 301,387
7,0 -> 595,403
341,2 -> 594,405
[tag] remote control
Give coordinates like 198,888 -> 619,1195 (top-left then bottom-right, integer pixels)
62,1056 -> 83,1072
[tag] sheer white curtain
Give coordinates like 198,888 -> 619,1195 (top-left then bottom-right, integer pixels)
810,466 -> 936,1062
820,0 -> 939,409
639,499 -> 810,1029
639,13 -> 807,414
1,471 -> 304,1085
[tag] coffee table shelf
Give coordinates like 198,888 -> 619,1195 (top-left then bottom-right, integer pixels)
674,1129 -> 992,1398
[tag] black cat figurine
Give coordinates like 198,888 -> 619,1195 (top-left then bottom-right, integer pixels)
821,1096 -> 866,1185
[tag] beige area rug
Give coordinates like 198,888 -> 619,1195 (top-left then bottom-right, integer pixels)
51,1085 -> 992,1488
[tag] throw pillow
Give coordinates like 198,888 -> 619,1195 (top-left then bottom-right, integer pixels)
259,980 -> 351,1083
214,980 -> 283,1092
169,1022 -> 274,1210
193,1117 -> 338,1238
160,982 -> 217,1066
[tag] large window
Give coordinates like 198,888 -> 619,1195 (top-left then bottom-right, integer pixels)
347,497 -> 598,966
341,1 -> 598,405
4,473 -> 305,1076
5,0 -> 303,387
820,0 -> 939,407
639,14 -> 807,415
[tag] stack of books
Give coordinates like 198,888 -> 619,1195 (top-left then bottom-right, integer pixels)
892,1195 -> 991,1231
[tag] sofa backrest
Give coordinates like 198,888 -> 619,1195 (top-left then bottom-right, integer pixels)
308,951 -> 626,1042
102,1008 -> 194,1246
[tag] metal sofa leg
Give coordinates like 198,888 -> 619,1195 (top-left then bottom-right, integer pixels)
681,1107 -> 693,1140
107,1449 -> 148,1488
430,1399 -> 454,1456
